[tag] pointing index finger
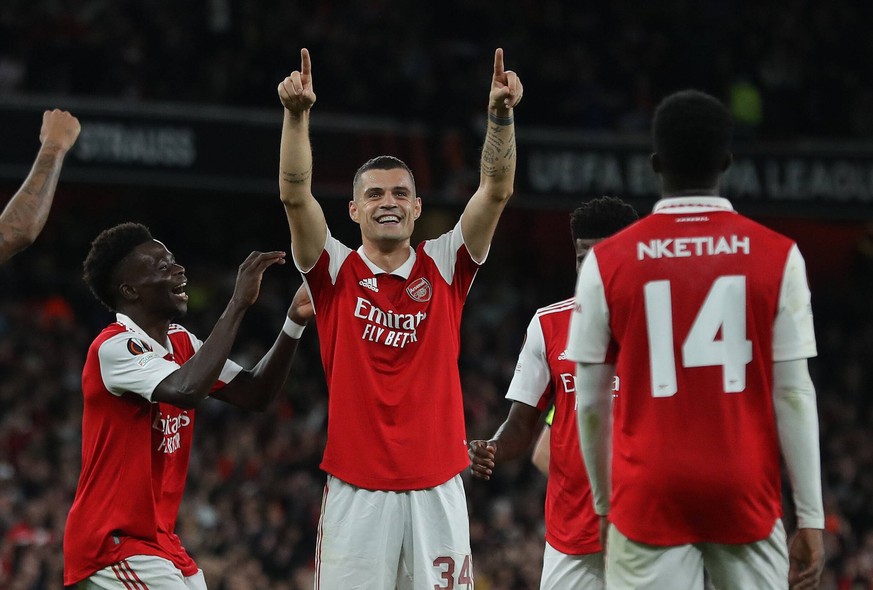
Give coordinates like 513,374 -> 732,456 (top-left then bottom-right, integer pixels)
493,48 -> 504,78
301,48 -> 311,77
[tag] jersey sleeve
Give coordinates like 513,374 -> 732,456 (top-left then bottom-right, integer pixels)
505,314 -> 552,410
567,251 -> 612,363
423,219 -> 483,287
97,333 -> 182,401
773,245 -> 817,362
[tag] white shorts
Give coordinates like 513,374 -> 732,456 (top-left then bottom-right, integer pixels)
75,555 -> 206,590
540,541 -> 604,590
315,474 -> 472,590
606,519 -> 789,590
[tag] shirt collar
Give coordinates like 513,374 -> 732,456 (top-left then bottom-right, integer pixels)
356,246 -> 417,279
115,312 -> 172,356
652,196 -> 735,214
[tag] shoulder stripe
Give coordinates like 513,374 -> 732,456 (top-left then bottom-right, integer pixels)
536,298 -> 575,317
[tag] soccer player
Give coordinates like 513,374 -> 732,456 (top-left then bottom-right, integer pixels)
64,223 -> 312,589
276,47 -> 522,589
568,90 -> 824,590
0,109 -> 80,263
468,196 -> 639,590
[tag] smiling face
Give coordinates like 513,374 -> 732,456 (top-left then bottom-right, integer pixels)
349,167 -> 421,250
117,239 -> 189,319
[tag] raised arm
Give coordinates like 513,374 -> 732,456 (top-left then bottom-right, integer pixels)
277,48 -> 328,271
0,109 -> 80,264
212,283 -> 314,411
151,251 -> 286,409
461,48 -> 523,262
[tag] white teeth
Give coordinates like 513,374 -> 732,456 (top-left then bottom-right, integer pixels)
378,216 -> 400,223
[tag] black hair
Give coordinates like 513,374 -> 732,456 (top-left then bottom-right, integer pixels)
570,196 -> 639,241
652,89 -> 733,187
352,155 -> 416,196
83,222 -> 154,310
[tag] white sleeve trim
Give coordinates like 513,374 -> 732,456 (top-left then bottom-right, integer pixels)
567,251 -> 611,363
773,245 -> 817,362
98,333 -> 179,401
505,315 -> 551,407
773,358 -> 825,529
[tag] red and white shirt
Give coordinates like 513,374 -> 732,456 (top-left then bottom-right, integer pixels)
300,220 -> 480,490
567,196 -> 817,545
64,314 -> 241,586
506,299 -> 602,555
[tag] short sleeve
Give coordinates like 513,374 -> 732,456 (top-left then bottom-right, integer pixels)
98,333 -> 181,401
505,314 -> 552,409
567,251 -> 612,363
773,245 -> 817,362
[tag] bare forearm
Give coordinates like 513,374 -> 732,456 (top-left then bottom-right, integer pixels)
153,300 -> 249,407
214,332 -> 301,411
478,110 -> 516,200
0,144 -> 68,260
491,418 -> 537,462
279,110 -> 313,206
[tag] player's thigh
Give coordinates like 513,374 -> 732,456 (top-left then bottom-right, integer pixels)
540,541 -> 604,590
76,555 -> 202,590
401,475 -> 472,590
606,523 -> 704,590
702,519 -> 789,590
316,475 -> 404,590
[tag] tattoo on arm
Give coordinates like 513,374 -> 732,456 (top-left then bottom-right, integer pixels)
281,164 -> 313,185
480,122 -> 516,178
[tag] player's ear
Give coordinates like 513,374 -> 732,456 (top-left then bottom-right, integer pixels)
413,196 -> 422,220
349,199 -> 360,223
118,282 -> 139,302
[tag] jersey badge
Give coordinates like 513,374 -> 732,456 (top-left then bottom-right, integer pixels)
127,338 -> 152,355
406,277 -> 432,302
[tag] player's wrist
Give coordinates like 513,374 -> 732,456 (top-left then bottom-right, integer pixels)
282,316 -> 306,339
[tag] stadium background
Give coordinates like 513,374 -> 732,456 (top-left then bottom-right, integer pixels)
1,1 -> 872,588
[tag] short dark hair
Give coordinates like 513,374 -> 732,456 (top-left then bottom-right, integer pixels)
83,222 -> 154,310
352,155 -> 416,195
652,89 -> 733,186
570,196 -> 639,241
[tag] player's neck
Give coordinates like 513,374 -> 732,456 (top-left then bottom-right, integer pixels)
360,239 -> 412,274
122,309 -> 172,346
662,187 -> 720,198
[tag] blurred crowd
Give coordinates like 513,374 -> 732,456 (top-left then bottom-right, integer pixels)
0,194 -> 869,589
1,0 -> 872,138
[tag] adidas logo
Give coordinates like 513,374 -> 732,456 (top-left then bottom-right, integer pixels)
359,277 -> 379,292
557,350 -> 568,361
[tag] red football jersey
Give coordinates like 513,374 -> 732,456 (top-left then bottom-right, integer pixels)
567,197 -> 817,545
506,299 -> 601,555
64,315 -> 240,585
302,221 -> 479,490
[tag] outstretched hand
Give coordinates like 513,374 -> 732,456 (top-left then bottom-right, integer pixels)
40,109 -> 80,152
231,251 -> 286,308
788,528 -> 825,590
468,440 -> 497,480
278,48 -> 317,115
489,48 -> 523,114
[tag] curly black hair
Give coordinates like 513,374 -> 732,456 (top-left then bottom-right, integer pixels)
83,222 -> 154,311
570,196 -> 639,241
652,89 -> 733,188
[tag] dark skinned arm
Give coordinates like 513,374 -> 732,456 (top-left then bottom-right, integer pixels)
468,401 -> 541,480
212,284 -> 313,411
151,251 -> 286,409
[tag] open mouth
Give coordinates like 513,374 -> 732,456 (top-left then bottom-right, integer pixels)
377,215 -> 400,224
172,282 -> 188,299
